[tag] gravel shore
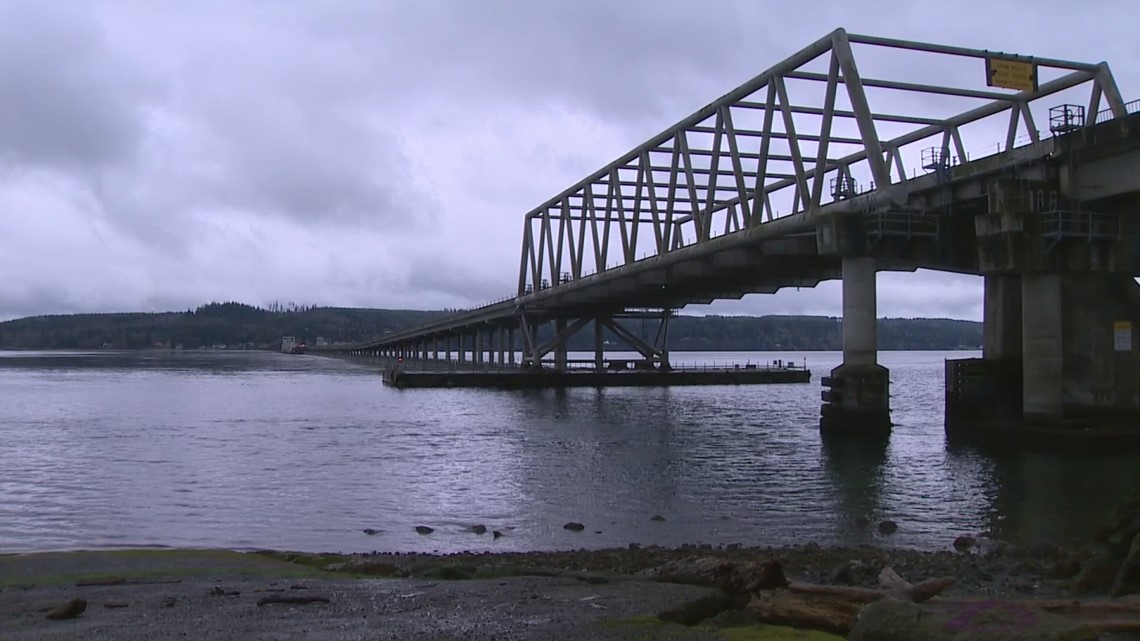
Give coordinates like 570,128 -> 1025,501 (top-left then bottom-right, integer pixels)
0,540 -> 1108,641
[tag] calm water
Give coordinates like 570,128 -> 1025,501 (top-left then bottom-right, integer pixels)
1,349 -> 1137,555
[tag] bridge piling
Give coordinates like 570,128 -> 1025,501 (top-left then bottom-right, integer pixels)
594,319 -> 604,371
554,319 -> 568,371
1022,273 -> 1064,418
821,257 -> 892,436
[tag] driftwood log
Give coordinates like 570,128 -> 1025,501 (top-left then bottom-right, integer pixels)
749,575 -> 1140,635
256,595 -> 331,606
648,558 -> 1140,634
649,557 -> 787,595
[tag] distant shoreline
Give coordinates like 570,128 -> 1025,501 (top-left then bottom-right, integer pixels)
0,303 -> 981,352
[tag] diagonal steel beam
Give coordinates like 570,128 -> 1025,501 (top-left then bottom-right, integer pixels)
720,106 -> 752,226
832,29 -> 890,194
810,50 -> 841,209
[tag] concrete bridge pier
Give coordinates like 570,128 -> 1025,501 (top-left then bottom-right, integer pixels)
496,327 -> 506,365
949,272 -> 1140,445
1022,274 -> 1062,419
594,319 -> 604,371
1023,274 -> 1140,426
554,319 -> 568,371
820,257 -> 891,436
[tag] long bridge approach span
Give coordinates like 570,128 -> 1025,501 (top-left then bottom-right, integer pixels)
324,29 -> 1140,442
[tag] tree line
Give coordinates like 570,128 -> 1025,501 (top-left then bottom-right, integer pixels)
0,302 -> 980,351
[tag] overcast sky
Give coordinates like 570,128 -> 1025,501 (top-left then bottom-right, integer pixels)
0,0 -> 1135,322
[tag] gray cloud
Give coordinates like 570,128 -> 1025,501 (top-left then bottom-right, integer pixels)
0,2 -> 153,171
0,0 -> 1135,321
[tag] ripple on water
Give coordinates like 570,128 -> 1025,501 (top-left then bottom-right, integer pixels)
1,349 -> 1139,553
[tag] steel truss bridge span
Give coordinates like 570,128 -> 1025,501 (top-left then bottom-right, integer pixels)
330,28 -> 1126,359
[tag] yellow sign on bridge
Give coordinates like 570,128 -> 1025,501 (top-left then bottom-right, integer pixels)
986,56 -> 1038,92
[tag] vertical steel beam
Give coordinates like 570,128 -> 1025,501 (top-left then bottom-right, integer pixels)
678,131 -> 705,242
611,168 -> 632,264
602,177 -> 615,269
557,198 -> 572,280
642,150 -> 666,253
628,164 -> 645,262
585,184 -> 603,273
573,196 -> 587,278
810,51 -> 841,209
663,142 -> 682,247
541,208 -> 556,286
518,221 -> 532,295
773,76 -> 810,213
720,106 -> 752,226
750,82 -> 777,225
702,108 -> 726,240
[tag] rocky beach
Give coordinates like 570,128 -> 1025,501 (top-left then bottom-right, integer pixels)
4,495 -> 1140,641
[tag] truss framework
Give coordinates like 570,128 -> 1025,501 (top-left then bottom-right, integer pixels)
517,29 -> 1125,295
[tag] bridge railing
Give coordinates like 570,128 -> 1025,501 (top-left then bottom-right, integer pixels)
1094,98 -> 1140,125
1041,210 -> 1127,243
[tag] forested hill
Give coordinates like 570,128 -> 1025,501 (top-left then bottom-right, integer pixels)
0,302 -> 981,351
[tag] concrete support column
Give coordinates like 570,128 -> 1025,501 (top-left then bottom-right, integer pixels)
458,334 -> 466,364
528,322 -> 539,369
842,257 -> 877,367
494,326 -> 503,367
820,257 -> 891,436
554,319 -> 568,371
1022,273 -> 1063,419
508,328 -> 516,366
594,319 -> 604,371
984,274 -> 1022,360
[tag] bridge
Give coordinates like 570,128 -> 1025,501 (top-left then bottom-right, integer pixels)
325,29 -> 1140,442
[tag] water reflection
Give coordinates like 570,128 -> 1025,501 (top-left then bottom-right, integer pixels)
820,431 -> 889,533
